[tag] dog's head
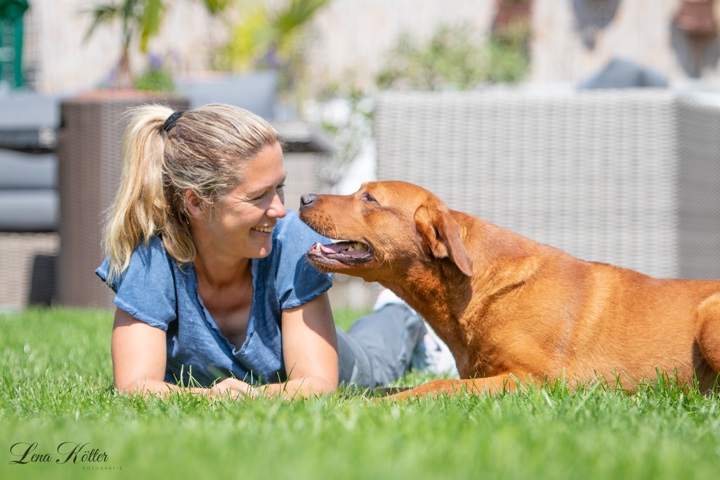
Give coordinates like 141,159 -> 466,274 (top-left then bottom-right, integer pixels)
298,181 -> 473,282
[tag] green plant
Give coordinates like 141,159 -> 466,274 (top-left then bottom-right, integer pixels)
219,0 -> 331,91
134,52 -> 176,92
83,0 -> 230,89
377,21 -> 530,91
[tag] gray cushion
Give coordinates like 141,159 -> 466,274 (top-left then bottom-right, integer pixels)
0,190 -> 58,231
176,71 -> 278,119
0,150 -> 56,189
0,92 -> 59,129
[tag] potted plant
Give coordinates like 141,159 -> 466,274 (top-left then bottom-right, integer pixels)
212,0 -> 331,115
84,0 -> 231,91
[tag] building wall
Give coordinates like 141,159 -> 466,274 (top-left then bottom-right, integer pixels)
532,0 -> 720,86
19,1 -> 720,96
302,0 -> 496,93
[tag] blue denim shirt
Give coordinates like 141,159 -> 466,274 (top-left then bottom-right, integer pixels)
96,210 -> 333,387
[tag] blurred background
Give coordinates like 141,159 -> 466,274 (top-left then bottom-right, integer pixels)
3,0 -> 720,311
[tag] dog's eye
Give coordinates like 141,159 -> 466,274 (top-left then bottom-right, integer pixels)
362,192 -> 378,204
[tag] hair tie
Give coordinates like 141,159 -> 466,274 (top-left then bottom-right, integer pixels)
163,111 -> 185,133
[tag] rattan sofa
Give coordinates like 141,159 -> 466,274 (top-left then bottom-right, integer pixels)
374,89 -> 720,280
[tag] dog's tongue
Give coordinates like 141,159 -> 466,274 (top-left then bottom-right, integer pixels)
317,243 -> 342,254
310,241 -> 369,257
307,241 -> 372,265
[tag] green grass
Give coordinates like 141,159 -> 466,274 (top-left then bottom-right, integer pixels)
1,308 -> 719,480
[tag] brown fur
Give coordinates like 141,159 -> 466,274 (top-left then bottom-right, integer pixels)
298,181 -> 720,399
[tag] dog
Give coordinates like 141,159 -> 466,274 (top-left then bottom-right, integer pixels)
298,181 -> 720,399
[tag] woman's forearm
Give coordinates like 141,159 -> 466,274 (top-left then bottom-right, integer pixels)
253,376 -> 337,399
116,378 -> 211,397
116,376 -> 335,400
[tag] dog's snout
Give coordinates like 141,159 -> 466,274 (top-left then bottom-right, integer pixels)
300,193 -> 317,207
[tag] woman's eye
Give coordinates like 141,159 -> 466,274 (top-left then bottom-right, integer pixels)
251,184 -> 285,202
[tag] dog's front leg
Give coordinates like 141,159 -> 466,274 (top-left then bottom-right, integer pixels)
378,374 -> 529,401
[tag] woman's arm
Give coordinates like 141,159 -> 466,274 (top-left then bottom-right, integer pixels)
111,307 -> 254,398
251,292 -> 339,399
112,290 -> 338,400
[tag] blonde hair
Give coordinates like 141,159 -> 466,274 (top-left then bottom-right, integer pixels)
103,103 -> 280,282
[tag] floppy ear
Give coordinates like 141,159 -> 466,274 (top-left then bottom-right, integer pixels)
414,204 -> 473,277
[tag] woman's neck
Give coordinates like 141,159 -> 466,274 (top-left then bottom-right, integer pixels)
193,248 -> 251,290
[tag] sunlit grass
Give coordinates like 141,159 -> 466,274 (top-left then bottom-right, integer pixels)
1,308 -> 719,480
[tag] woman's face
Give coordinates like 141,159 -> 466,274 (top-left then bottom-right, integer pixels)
197,141 -> 287,260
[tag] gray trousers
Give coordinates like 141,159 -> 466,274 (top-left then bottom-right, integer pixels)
336,304 -> 426,388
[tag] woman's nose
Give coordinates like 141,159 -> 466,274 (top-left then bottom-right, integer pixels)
268,191 -> 286,218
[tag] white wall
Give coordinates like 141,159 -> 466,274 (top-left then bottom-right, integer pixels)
532,0 -> 720,87
20,0 -> 720,96
303,0 -> 495,93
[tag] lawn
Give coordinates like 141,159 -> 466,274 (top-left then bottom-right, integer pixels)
1,308 -> 719,480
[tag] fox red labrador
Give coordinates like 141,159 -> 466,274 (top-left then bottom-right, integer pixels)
298,181 -> 720,399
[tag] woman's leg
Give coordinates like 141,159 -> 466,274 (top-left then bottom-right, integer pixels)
337,303 -> 426,388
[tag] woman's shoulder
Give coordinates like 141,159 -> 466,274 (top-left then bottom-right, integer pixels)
136,235 -> 167,254
96,235 -> 173,288
99,235 -> 179,330
123,236 -> 172,272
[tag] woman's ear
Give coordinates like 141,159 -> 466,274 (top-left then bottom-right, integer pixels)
184,190 -> 205,219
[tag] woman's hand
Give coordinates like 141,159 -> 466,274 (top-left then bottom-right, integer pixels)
210,378 -> 256,399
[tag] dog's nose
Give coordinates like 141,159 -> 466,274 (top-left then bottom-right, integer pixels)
300,193 -> 317,207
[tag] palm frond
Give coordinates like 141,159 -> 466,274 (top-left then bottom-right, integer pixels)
82,4 -> 121,43
274,0 -> 329,35
202,0 -> 233,15
139,0 -> 165,52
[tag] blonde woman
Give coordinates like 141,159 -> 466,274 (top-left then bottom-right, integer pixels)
96,104 -> 449,399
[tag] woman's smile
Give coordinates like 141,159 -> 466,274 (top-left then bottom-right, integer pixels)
251,225 -> 275,234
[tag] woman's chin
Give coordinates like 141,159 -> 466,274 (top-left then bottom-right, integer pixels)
248,242 -> 273,259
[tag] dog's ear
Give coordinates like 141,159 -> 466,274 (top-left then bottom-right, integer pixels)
414,205 -> 473,277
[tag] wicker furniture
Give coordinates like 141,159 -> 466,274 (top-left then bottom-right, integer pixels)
0,93 -> 59,310
375,89 -> 720,280
57,95 -> 189,308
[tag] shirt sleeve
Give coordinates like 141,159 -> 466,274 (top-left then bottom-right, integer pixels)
273,211 -> 334,310
95,237 -> 177,331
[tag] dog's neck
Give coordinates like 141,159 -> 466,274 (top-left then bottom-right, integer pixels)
378,219 -> 546,376
379,261 -> 472,358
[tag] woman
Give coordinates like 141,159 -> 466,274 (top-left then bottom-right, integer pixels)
96,103 -> 451,399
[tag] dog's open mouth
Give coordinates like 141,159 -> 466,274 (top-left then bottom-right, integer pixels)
307,239 -> 373,267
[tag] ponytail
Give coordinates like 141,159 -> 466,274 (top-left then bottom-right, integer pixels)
103,104 -> 175,282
